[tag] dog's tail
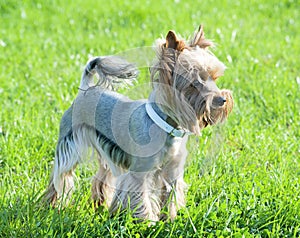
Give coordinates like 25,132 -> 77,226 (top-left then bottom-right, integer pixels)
79,56 -> 139,91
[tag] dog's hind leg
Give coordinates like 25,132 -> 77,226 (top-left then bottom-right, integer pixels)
91,158 -> 116,208
45,134 -> 81,205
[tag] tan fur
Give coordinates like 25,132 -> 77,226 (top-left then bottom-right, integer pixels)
151,28 -> 232,135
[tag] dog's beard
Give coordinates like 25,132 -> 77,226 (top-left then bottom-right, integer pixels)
196,90 -> 233,129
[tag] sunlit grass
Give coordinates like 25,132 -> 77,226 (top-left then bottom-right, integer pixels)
0,0 -> 299,236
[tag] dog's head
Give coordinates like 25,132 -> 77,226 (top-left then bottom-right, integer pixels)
151,25 -> 233,134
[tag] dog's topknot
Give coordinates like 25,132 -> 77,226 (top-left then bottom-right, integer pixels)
190,25 -> 214,48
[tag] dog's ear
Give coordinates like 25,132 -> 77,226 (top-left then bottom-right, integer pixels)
190,25 -> 213,48
165,30 -> 185,51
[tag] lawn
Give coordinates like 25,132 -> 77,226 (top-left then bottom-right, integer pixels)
0,0 -> 299,237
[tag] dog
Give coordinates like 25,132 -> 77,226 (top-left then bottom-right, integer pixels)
45,25 -> 233,221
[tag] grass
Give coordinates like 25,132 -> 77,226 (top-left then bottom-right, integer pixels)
0,0 -> 299,237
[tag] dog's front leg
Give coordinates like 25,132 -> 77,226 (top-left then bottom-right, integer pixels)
159,138 -> 188,221
109,171 -> 160,221
159,175 -> 186,221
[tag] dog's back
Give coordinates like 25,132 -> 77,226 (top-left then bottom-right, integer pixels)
59,86 -> 170,171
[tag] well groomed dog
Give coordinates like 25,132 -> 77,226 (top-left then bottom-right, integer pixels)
45,25 -> 233,221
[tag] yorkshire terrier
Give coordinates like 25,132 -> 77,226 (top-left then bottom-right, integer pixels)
45,25 -> 233,221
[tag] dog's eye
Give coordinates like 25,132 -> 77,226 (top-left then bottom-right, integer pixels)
190,80 -> 202,89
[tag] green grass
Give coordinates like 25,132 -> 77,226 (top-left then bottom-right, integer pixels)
1,0 -> 299,237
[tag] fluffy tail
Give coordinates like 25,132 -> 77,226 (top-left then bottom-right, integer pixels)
80,56 -> 139,91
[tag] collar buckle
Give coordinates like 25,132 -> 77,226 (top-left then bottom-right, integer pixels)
170,128 -> 185,138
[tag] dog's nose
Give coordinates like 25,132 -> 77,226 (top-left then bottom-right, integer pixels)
213,96 -> 226,107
